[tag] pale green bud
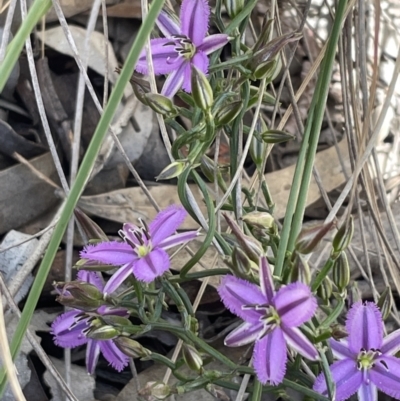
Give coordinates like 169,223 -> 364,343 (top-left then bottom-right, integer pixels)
156,160 -> 186,181
223,0 -> 244,18
317,276 -> 333,305
214,100 -> 242,126
332,216 -> 354,255
291,254 -> 311,285
191,65 -> 213,111
144,93 -> 178,117
54,281 -> 104,311
114,337 -> 152,358
182,344 -> 203,372
260,130 -> 295,144
242,211 -> 275,230
223,213 -> 262,263
85,325 -> 120,340
295,221 -> 335,255
200,155 -> 216,183
140,382 -> 171,400
377,287 -> 393,321
332,251 -> 350,293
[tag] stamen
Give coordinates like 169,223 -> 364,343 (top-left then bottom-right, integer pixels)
134,231 -> 145,245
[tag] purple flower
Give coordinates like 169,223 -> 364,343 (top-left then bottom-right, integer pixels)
218,257 -> 318,385
51,271 -> 129,374
314,301 -> 400,401
80,205 -> 197,291
135,0 -> 228,98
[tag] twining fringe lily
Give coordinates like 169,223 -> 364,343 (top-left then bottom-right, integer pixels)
218,256 -> 318,385
314,301 -> 400,401
80,205 -> 197,291
135,0 -> 228,98
51,271 -> 129,374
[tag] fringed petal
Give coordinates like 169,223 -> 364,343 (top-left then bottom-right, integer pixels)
274,282 -> 317,327
100,340 -> 130,372
51,310 -> 88,348
133,248 -> 170,282
80,241 -> 136,266
218,275 -> 266,324
346,302 -> 383,354
253,328 -> 286,385
224,321 -> 264,347
180,0 -> 209,46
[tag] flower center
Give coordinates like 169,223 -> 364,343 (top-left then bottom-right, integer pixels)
356,348 -> 386,371
243,304 -> 281,327
119,219 -> 153,258
171,35 -> 196,60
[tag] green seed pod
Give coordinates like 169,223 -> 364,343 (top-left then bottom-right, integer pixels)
214,101 -> 242,126
317,276 -> 333,305
332,251 -> 350,293
223,0 -> 244,18
377,287 -> 393,321
156,160 -> 186,181
114,337 -> 152,358
144,93 -> 178,117
182,344 -> 203,372
191,65 -> 213,111
332,216 -> 354,255
295,221 -> 335,255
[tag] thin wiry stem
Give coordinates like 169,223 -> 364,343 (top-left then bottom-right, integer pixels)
20,0 -> 69,193
0,275 -> 80,401
0,290 -> 26,401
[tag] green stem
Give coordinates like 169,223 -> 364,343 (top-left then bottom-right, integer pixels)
250,379 -> 263,401
311,257 -> 335,293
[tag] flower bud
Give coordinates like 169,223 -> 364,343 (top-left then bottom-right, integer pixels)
54,281 -> 104,311
156,160 -> 186,181
223,0 -> 244,18
182,344 -> 203,372
295,221 -> 335,255
100,315 -> 131,327
114,337 -> 152,358
317,276 -> 333,305
377,287 -> 393,321
260,130 -> 295,144
214,101 -> 242,126
291,254 -> 311,285
242,211 -> 275,231
332,216 -> 354,255
347,281 -> 361,307
247,32 -> 302,73
74,208 -> 109,242
249,134 -> 267,167
144,93 -> 178,117
332,251 -> 350,293
139,382 -> 171,400
85,325 -> 120,340
191,65 -> 213,111
223,213 -> 262,263
331,324 -> 348,341
231,246 -> 257,278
